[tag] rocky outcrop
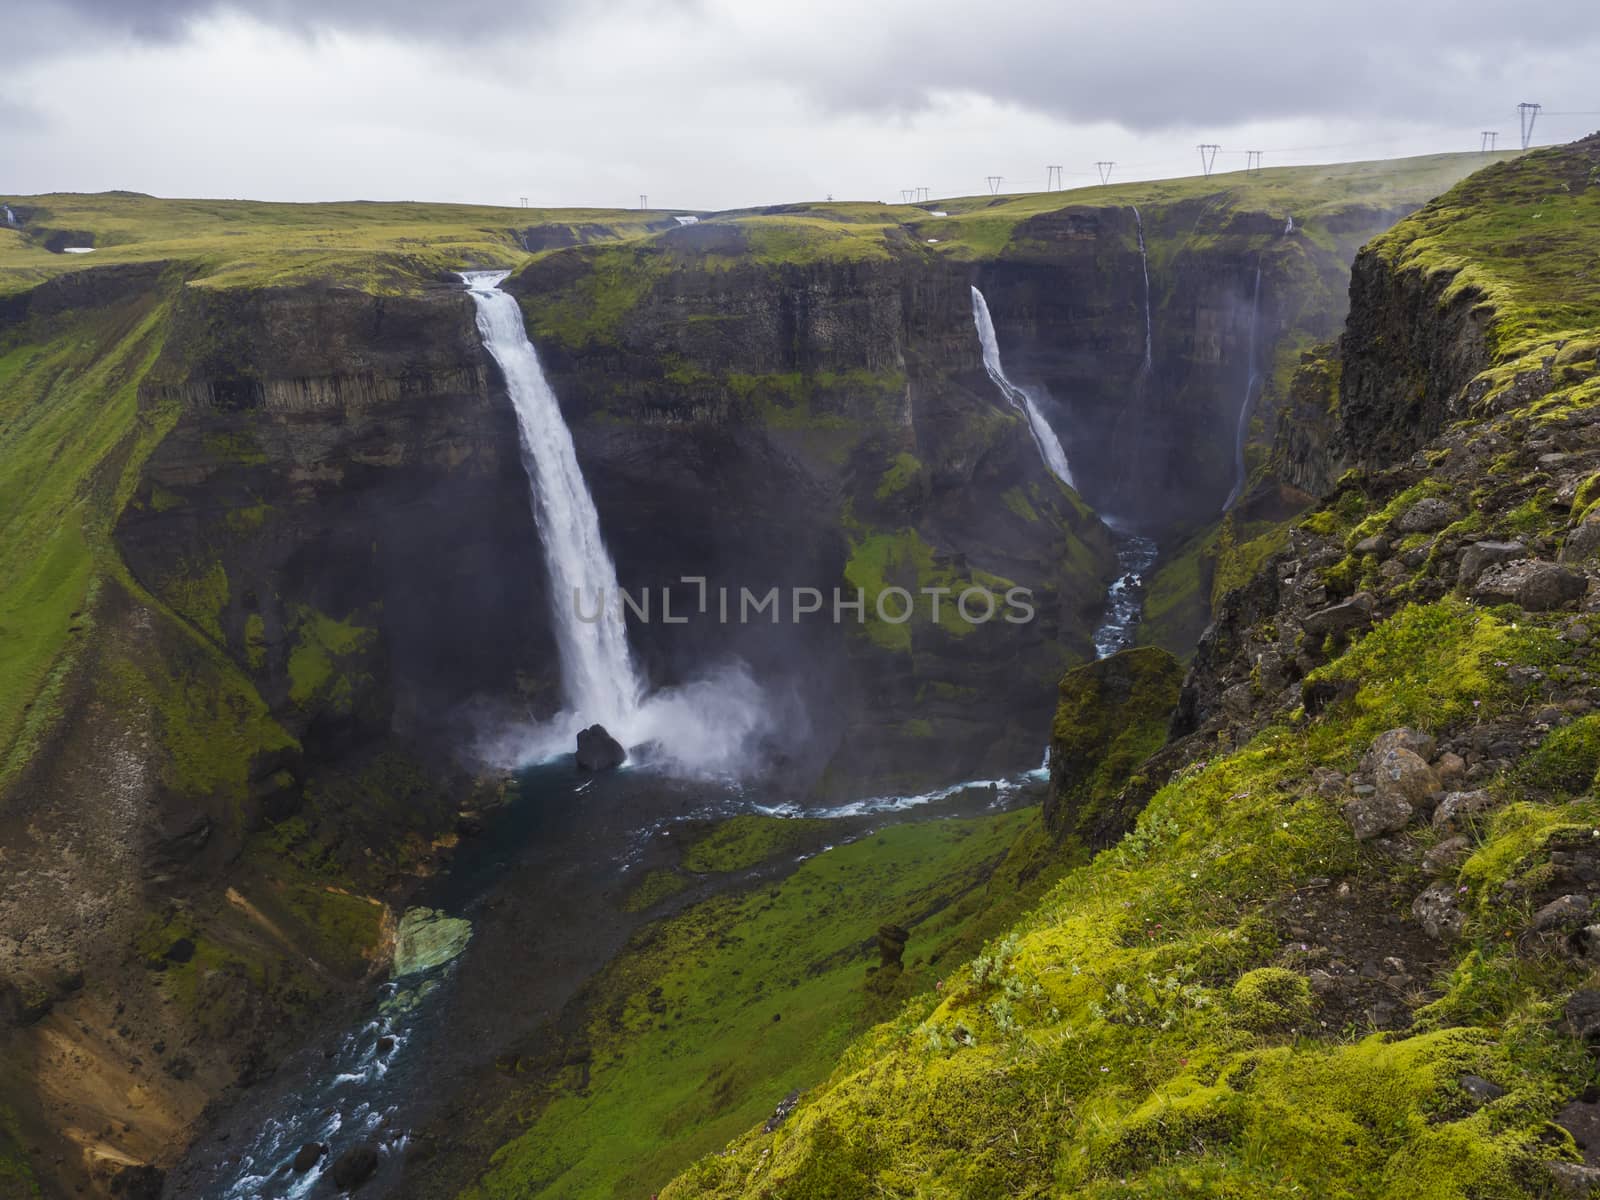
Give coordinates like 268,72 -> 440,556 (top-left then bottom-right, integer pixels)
1046,646 -> 1184,844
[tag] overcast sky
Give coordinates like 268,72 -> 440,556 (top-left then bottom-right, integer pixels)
4,0 -> 1600,210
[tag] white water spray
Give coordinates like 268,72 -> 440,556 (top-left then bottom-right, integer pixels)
462,272 -> 772,777
1222,264 -> 1263,512
2,205 -> 16,228
970,286 -> 1074,487
1130,206 -> 1154,375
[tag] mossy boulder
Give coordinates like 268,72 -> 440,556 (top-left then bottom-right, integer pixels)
1229,967 -> 1314,1031
1046,646 -> 1184,844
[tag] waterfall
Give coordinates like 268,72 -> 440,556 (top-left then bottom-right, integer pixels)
2,205 -> 16,227
1222,264 -> 1263,512
463,271 -> 643,732
1130,206 -> 1153,375
970,286 -> 1074,488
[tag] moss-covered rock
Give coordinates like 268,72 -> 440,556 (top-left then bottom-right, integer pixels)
1047,646 -> 1185,844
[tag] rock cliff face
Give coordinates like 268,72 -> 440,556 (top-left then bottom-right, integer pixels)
656,135 -> 1600,1200
511,242 -> 1117,794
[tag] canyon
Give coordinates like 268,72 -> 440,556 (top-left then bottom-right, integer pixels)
0,143 -> 1575,1198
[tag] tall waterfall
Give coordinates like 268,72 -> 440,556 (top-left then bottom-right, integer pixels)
1223,264 -> 1263,512
463,271 -> 643,732
1130,206 -> 1153,375
970,286 -> 1074,488
2,205 -> 16,227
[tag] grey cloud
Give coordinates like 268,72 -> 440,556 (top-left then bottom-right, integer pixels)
765,1 -> 1600,131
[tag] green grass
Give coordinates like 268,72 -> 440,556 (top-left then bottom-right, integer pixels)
919,151 -> 1521,261
461,807 -> 1053,1200
661,597 -> 1595,1198
680,814 -> 833,874
0,193 -> 669,296
0,292 -> 175,784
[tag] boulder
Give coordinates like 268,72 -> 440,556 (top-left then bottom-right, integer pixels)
1472,559 -> 1588,611
1364,727 -> 1438,769
1422,835 -> 1471,876
1413,880 -> 1466,940
1564,517 -> 1600,564
1372,746 -> 1438,808
1558,1097 -> 1600,1166
1432,789 -> 1499,835
1395,497 -> 1456,533
1344,787 -> 1414,841
291,1142 -> 326,1174
1353,534 -> 1390,557
1565,988 -> 1600,1043
1548,1162 -> 1600,1198
575,724 -> 626,772
330,1144 -> 380,1191
1458,1074 -> 1507,1105
1456,539 -> 1525,587
1534,894 -> 1593,932
1302,592 -> 1377,638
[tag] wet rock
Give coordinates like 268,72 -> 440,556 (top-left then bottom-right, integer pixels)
330,1144 -> 380,1190
1303,592 -> 1377,638
1422,835 -> 1471,876
575,724 -> 626,772
291,1142 -> 326,1173
1344,787 -> 1414,841
1534,894 -> 1593,932
1458,1074 -> 1507,1105
1395,497 -> 1456,533
1457,540 -> 1526,588
1433,789 -> 1499,835
392,908 -> 472,977
1413,880 -> 1466,940
1472,559 -> 1588,611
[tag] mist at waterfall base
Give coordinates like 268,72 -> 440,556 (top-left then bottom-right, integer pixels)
463,271 -> 782,780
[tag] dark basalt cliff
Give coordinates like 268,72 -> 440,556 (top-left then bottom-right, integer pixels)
509,243 -> 1117,795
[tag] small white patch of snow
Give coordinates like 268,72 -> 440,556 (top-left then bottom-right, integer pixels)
929,211 -> 948,217
926,238 -> 939,244
673,215 -> 699,226
61,246 -> 95,253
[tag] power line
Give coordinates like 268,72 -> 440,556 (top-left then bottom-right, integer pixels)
1480,130 -> 1498,152
1245,150 -> 1262,175
1046,165 -> 1063,191
986,175 -> 1003,195
1095,161 -> 1115,185
1197,144 -> 1220,178
1519,102 -> 1542,150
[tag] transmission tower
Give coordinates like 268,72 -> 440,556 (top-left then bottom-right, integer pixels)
640,194 -> 648,210
986,175 -> 1003,195
519,196 -> 529,208
1095,161 -> 1115,186
1197,144 -> 1220,178
1481,131 -> 1499,153
918,186 -> 930,203
901,189 -> 914,203
1518,102 -> 1541,150
1046,165 -> 1063,191
1245,150 -> 1262,175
